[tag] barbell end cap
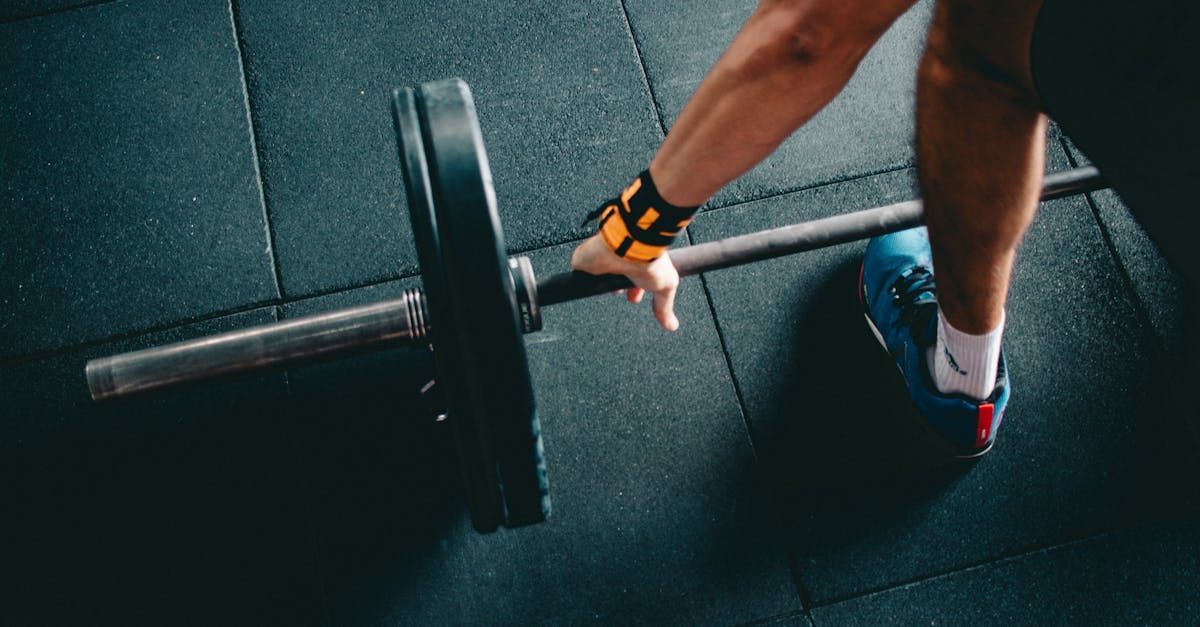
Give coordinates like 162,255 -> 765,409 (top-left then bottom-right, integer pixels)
509,256 -> 542,334
85,358 -> 116,402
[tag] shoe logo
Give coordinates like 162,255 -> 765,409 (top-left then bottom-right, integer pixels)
944,347 -> 968,376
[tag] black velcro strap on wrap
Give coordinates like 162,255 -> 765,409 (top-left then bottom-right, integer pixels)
618,170 -> 697,246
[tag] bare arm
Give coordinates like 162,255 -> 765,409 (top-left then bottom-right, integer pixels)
572,0 -> 916,330
650,0 -> 917,206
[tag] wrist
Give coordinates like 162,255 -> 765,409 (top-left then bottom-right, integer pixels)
591,170 -> 700,262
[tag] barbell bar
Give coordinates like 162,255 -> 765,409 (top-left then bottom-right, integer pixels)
539,164 -> 1103,305
84,78 -> 1108,533
85,160 -> 1105,400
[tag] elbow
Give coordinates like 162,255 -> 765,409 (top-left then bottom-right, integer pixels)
746,2 -> 871,74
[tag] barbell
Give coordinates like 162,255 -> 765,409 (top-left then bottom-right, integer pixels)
85,78 -> 1107,533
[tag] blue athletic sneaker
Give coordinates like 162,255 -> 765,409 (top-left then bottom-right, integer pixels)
859,227 -> 1010,458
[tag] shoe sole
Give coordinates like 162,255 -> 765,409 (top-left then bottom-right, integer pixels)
858,261 -> 993,460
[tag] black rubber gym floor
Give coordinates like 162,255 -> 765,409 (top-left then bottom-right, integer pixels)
2,1 -> 1196,624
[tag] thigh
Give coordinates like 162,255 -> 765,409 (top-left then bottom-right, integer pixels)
926,0 -> 1045,100
1031,0 -> 1200,290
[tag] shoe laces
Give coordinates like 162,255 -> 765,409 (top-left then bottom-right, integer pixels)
889,266 -> 938,330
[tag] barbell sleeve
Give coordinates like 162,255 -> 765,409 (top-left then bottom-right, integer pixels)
535,166 -> 1105,306
86,288 -> 430,400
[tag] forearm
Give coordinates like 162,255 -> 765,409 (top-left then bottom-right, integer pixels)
650,0 -> 914,207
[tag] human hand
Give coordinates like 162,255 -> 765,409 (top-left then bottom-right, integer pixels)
569,234 -> 680,331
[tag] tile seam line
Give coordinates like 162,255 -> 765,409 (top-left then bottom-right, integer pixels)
1065,162 -> 1200,461
738,608 -> 814,626
0,0 -> 117,24
2,159 -> 914,365
0,299 -> 279,368
228,0 -> 286,301
0,270 -> 429,367
693,148 -> 1082,217
701,164 -> 914,214
805,530 -> 1110,610
506,163 -> 914,256
687,227 -> 816,610
691,157 -> 1082,226
278,270 -> 422,307
1059,138 -> 1167,356
2,161 -> 919,366
616,0 -> 669,137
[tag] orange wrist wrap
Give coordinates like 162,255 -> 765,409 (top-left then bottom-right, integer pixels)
584,171 -> 699,262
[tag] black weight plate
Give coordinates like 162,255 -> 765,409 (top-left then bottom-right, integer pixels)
396,78 -> 550,530
418,79 -> 550,529
392,85 -> 504,532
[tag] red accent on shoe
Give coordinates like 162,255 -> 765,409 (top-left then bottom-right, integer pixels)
975,403 -> 994,449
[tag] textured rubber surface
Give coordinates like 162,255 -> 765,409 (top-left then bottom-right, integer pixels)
624,0 -> 932,209
2,308 -> 324,624
233,0 -> 661,298
0,0 -> 278,358
1032,0 -> 1199,291
689,146 -> 1194,604
813,513 -> 1200,624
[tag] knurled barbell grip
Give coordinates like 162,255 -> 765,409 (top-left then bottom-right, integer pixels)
536,197 -> 927,305
86,288 -> 431,400
535,166 -> 1106,306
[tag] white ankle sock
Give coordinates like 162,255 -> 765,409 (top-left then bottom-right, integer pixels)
925,311 -> 1004,401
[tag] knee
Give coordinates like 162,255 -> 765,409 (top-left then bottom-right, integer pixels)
921,0 -> 1042,101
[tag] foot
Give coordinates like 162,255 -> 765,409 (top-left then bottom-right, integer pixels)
859,227 -> 1010,458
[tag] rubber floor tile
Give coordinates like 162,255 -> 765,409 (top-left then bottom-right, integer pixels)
235,0 -> 662,298
1,308 -> 323,625
689,144 -> 1196,604
0,0 -> 99,22
281,241 -> 800,624
0,0 -> 279,358
1062,138 -> 1188,357
623,0 -> 931,209
811,510 -> 1200,624
0,0 -> 108,22
281,278 -> 464,626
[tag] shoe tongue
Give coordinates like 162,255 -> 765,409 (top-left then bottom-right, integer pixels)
912,302 -> 939,346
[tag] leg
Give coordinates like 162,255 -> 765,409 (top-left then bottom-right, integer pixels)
859,0 -> 1045,454
651,0 -> 918,206
917,0 -> 1046,335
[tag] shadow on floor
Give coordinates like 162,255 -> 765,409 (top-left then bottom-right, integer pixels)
751,258 -> 1197,561
752,259 -> 966,482
286,345 -> 465,619
3,325 -> 325,623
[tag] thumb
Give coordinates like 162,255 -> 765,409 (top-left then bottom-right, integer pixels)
569,243 -> 587,271
651,284 -> 679,332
